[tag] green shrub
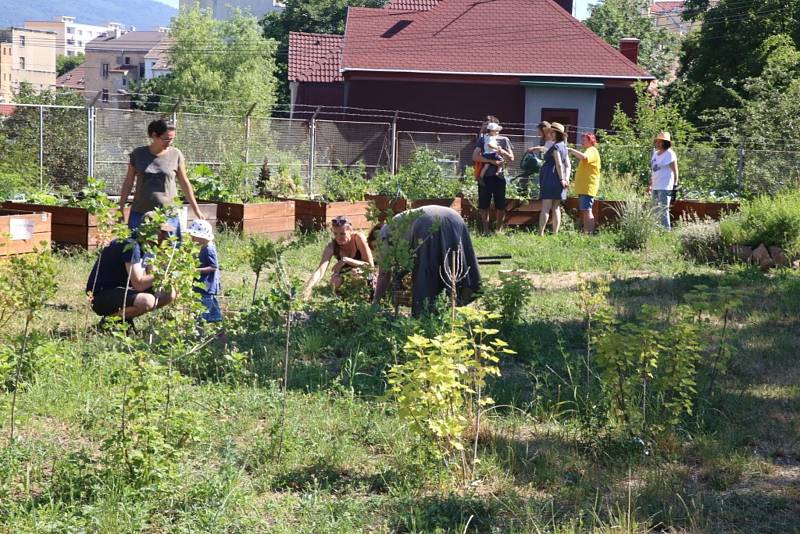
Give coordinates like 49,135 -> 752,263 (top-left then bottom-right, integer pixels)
597,172 -> 642,201
480,272 -> 534,327
612,199 -> 660,251
720,190 -> 800,255
678,217 -> 728,264
321,162 -> 369,202
372,148 -> 462,200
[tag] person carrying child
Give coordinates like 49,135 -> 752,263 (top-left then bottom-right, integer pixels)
187,220 -> 222,322
472,121 -> 514,234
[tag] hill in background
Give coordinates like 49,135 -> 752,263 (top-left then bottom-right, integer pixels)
0,0 -> 177,31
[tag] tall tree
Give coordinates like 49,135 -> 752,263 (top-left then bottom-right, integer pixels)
667,0 -> 800,122
261,0 -> 386,105
584,0 -> 681,81
160,5 -> 279,116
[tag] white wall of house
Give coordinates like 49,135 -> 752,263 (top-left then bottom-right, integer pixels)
523,86 -> 597,145
179,0 -> 284,20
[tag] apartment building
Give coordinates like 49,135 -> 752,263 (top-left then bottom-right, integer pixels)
84,31 -> 170,108
179,0 -> 284,21
24,16 -> 128,57
0,27 -> 57,102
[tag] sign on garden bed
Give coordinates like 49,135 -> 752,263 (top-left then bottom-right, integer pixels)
0,209 -> 51,256
216,200 -> 295,238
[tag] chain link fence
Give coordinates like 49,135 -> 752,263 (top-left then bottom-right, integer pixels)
2,103 -> 800,199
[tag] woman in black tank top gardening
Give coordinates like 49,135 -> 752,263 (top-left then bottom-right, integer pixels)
302,216 -> 375,299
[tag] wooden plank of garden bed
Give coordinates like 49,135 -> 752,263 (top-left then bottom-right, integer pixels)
0,211 -> 52,257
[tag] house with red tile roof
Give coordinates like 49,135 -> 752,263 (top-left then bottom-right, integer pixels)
289,0 -> 653,137
55,64 -> 87,93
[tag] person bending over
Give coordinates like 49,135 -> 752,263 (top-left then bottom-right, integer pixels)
371,205 -> 481,317
302,216 -> 375,299
86,216 -> 177,325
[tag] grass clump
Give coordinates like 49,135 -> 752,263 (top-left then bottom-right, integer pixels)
678,217 -> 728,264
612,199 -> 660,251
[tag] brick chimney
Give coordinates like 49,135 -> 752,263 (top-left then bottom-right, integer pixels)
553,0 -> 574,15
619,37 -> 641,64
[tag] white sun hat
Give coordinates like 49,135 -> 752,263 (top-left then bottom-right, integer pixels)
485,122 -> 502,132
187,219 -> 214,241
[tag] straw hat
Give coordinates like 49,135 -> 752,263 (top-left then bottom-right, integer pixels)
549,122 -> 566,134
655,131 -> 672,142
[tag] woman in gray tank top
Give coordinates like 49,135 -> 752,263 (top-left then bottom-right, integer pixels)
118,119 -> 203,236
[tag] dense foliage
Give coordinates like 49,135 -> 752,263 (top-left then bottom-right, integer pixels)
720,190 -> 800,255
584,0 -> 682,81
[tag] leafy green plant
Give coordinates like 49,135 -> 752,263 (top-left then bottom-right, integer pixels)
480,271 -> 534,328
321,162 -> 369,202
593,303 -> 702,437
388,308 -> 514,473
719,190 -> 800,256
0,248 -> 58,442
189,164 -> 234,202
612,199 -> 660,251
372,148 -> 462,200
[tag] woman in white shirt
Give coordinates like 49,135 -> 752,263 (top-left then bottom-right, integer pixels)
649,131 -> 679,230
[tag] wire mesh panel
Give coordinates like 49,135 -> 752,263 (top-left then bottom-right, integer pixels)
94,108 -> 162,192
43,106 -> 88,191
742,150 -> 800,197
178,112 -> 246,164
397,131 -> 534,179
313,120 -> 390,194
0,104 -> 40,193
247,116 -> 310,189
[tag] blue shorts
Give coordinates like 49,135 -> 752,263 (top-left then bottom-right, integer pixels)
578,195 -> 594,211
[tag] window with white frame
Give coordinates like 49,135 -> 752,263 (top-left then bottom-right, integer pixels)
19,57 -> 25,69
19,36 -> 25,47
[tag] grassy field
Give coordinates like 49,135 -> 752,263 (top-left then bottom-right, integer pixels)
0,226 -> 798,533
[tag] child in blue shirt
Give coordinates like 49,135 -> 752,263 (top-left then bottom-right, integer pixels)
187,220 -> 222,322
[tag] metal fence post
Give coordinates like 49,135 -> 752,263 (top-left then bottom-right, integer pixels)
736,142 -> 746,192
308,107 -> 320,193
244,103 -> 256,165
87,105 -> 95,179
39,105 -> 44,189
389,111 -> 398,175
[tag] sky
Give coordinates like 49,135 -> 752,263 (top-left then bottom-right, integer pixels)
152,0 -> 594,19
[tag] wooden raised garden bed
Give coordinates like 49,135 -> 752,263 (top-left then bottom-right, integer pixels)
216,200 -> 295,238
0,209 -> 51,257
409,197 -> 469,217
0,201 -> 126,250
293,199 -> 373,231
0,202 -> 218,249
671,200 -> 739,221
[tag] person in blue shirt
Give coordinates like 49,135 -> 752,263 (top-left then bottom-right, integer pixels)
187,220 -> 222,322
86,216 -> 177,326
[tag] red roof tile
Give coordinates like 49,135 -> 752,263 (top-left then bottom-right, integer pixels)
386,0 -> 439,11
342,0 -> 652,79
55,64 -> 86,90
288,32 -> 344,82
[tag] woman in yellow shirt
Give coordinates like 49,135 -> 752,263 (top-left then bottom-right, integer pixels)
568,133 -> 602,234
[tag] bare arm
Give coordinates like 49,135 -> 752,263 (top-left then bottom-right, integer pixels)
126,261 -> 154,292
670,160 -> 679,186
372,268 -> 392,306
555,149 -> 567,185
176,159 -> 202,219
568,147 -> 588,161
472,146 -> 501,164
302,244 -> 334,298
501,141 -> 514,161
119,163 -> 136,214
